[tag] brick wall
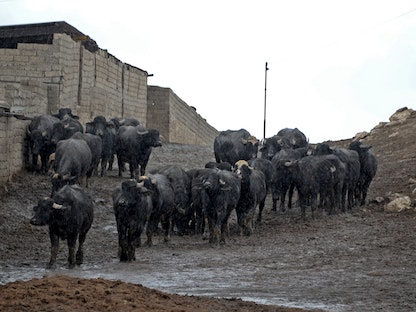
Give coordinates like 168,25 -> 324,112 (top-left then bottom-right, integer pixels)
147,86 -> 218,145
0,33 -> 149,184
0,29 -> 218,185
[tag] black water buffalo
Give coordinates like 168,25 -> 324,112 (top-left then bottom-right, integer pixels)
284,156 -> 336,220
137,174 -> 175,245
112,179 -> 152,261
260,128 -> 308,160
248,158 -> 274,194
71,132 -> 103,177
26,114 -> 59,174
52,108 -> 79,120
234,160 -> 267,234
205,161 -> 232,171
270,147 -> 308,212
50,117 -> 84,145
50,138 -> 92,195
214,129 -> 259,165
316,154 -> 346,214
186,168 -> 211,236
109,117 -> 141,128
349,141 -> 378,205
190,168 -> 241,244
151,165 -> 192,235
116,125 -> 162,178
86,116 -> 117,176
30,184 -> 94,269
314,143 -> 361,211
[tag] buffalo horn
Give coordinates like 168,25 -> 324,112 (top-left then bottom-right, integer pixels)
136,128 -> 148,135
52,202 -> 63,209
136,181 -> 145,188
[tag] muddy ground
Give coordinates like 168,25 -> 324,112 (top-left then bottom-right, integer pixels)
0,108 -> 416,311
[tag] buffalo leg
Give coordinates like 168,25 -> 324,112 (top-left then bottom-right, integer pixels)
47,234 -> 60,269
161,215 -> 172,243
67,235 -> 78,269
257,199 -> 266,222
76,231 -> 88,265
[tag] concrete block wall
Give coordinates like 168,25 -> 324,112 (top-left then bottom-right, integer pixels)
0,33 -> 149,184
147,86 -> 218,145
0,27 -> 218,185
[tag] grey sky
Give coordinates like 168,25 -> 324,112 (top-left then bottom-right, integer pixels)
1,0 -> 416,142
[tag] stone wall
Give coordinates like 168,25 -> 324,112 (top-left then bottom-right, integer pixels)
147,86 -> 218,145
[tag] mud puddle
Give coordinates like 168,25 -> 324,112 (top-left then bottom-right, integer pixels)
0,251 -> 348,312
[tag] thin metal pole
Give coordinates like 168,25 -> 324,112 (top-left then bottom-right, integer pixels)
263,62 -> 269,141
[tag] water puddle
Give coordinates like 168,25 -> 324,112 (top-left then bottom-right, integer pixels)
0,261 -> 348,312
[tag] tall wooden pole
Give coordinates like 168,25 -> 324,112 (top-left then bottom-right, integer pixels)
263,62 -> 269,141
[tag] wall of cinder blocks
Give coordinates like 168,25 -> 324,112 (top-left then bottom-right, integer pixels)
147,86 -> 218,145
0,32 -> 218,185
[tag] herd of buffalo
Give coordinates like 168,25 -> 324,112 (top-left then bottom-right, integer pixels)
25,108 -> 378,268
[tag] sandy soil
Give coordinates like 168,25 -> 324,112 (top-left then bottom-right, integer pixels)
0,108 -> 415,312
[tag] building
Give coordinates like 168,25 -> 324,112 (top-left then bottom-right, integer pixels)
0,21 -> 218,184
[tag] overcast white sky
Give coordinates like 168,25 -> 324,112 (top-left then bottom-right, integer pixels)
1,0 -> 416,143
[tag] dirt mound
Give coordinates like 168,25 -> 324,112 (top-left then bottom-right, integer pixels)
0,107 -> 415,312
0,275 -> 308,312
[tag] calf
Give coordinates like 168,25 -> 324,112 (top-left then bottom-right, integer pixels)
30,185 -> 94,269
112,179 -> 153,262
